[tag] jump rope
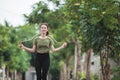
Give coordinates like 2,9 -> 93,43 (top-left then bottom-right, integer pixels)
20,33 -> 64,46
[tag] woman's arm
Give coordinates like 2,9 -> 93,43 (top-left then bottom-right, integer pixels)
51,42 -> 67,53
19,43 -> 36,53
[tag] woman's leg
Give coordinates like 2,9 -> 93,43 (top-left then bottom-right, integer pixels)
35,53 -> 42,80
42,59 -> 50,80
35,63 -> 42,80
41,53 -> 50,80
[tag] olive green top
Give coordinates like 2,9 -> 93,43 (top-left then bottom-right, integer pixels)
33,37 -> 53,53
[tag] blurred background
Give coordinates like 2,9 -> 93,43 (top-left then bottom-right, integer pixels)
0,0 -> 120,80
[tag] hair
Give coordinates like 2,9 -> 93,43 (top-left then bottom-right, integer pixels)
40,23 -> 49,35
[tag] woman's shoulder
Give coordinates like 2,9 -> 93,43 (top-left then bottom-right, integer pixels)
34,36 -> 40,41
47,36 -> 54,44
47,36 -> 52,40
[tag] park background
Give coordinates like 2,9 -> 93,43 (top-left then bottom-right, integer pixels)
0,0 -> 120,80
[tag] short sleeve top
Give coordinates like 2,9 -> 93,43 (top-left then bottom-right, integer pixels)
33,37 -> 53,53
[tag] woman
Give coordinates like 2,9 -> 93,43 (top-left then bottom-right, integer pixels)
19,23 -> 67,80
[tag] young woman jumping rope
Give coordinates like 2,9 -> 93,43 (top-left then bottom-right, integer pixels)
19,23 -> 67,80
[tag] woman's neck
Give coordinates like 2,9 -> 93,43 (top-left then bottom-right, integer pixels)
41,33 -> 47,39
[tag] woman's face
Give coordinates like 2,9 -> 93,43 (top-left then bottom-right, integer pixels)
40,25 -> 48,34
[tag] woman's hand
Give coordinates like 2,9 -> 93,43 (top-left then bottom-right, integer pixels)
62,42 -> 67,48
18,42 -> 36,53
19,42 -> 24,49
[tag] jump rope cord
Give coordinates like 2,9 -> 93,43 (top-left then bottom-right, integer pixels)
21,33 -> 64,45
48,36 -> 64,45
21,33 -> 40,43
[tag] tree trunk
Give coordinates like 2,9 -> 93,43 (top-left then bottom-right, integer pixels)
60,68 -> 63,80
60,56 -> 70,80
86,49 -> 92,80
66,54 -> 71,80
14,70 -> 17,80
6,66 -> 10,80
100,49 -> 111,80
17,72 -> 22,80
73,42 -> 77,80
11,71 -> 13,80
73,39 -> 81,80
60,62 -> 67,80
2,65 -> 5,80
76,40 -> 81,72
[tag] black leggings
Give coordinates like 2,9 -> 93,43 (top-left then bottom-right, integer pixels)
35,53 -> 50,80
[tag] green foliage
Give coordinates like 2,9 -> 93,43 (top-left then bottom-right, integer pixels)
112,67 -> 120,80
78,72 -> 99,80
16,24 -> 37,67
78,72 -> 86,80
0,24 -> 37,72
111,76 -> 120,80
0,56 -> 4,68
49,54 -> 60,80
0,25 -> 9,53
80,0 -> 120,54
24,1 -> 62,27
63,0 -> 81,38
112,66 -> 120,73
92,74 -> 99,80
0,25 -> 10,67
79,1 -> 120,79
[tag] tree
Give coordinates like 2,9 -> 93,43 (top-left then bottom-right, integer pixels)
62,0 -> 83,79
80,0 -> 120,80
0,24 -> 9,67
